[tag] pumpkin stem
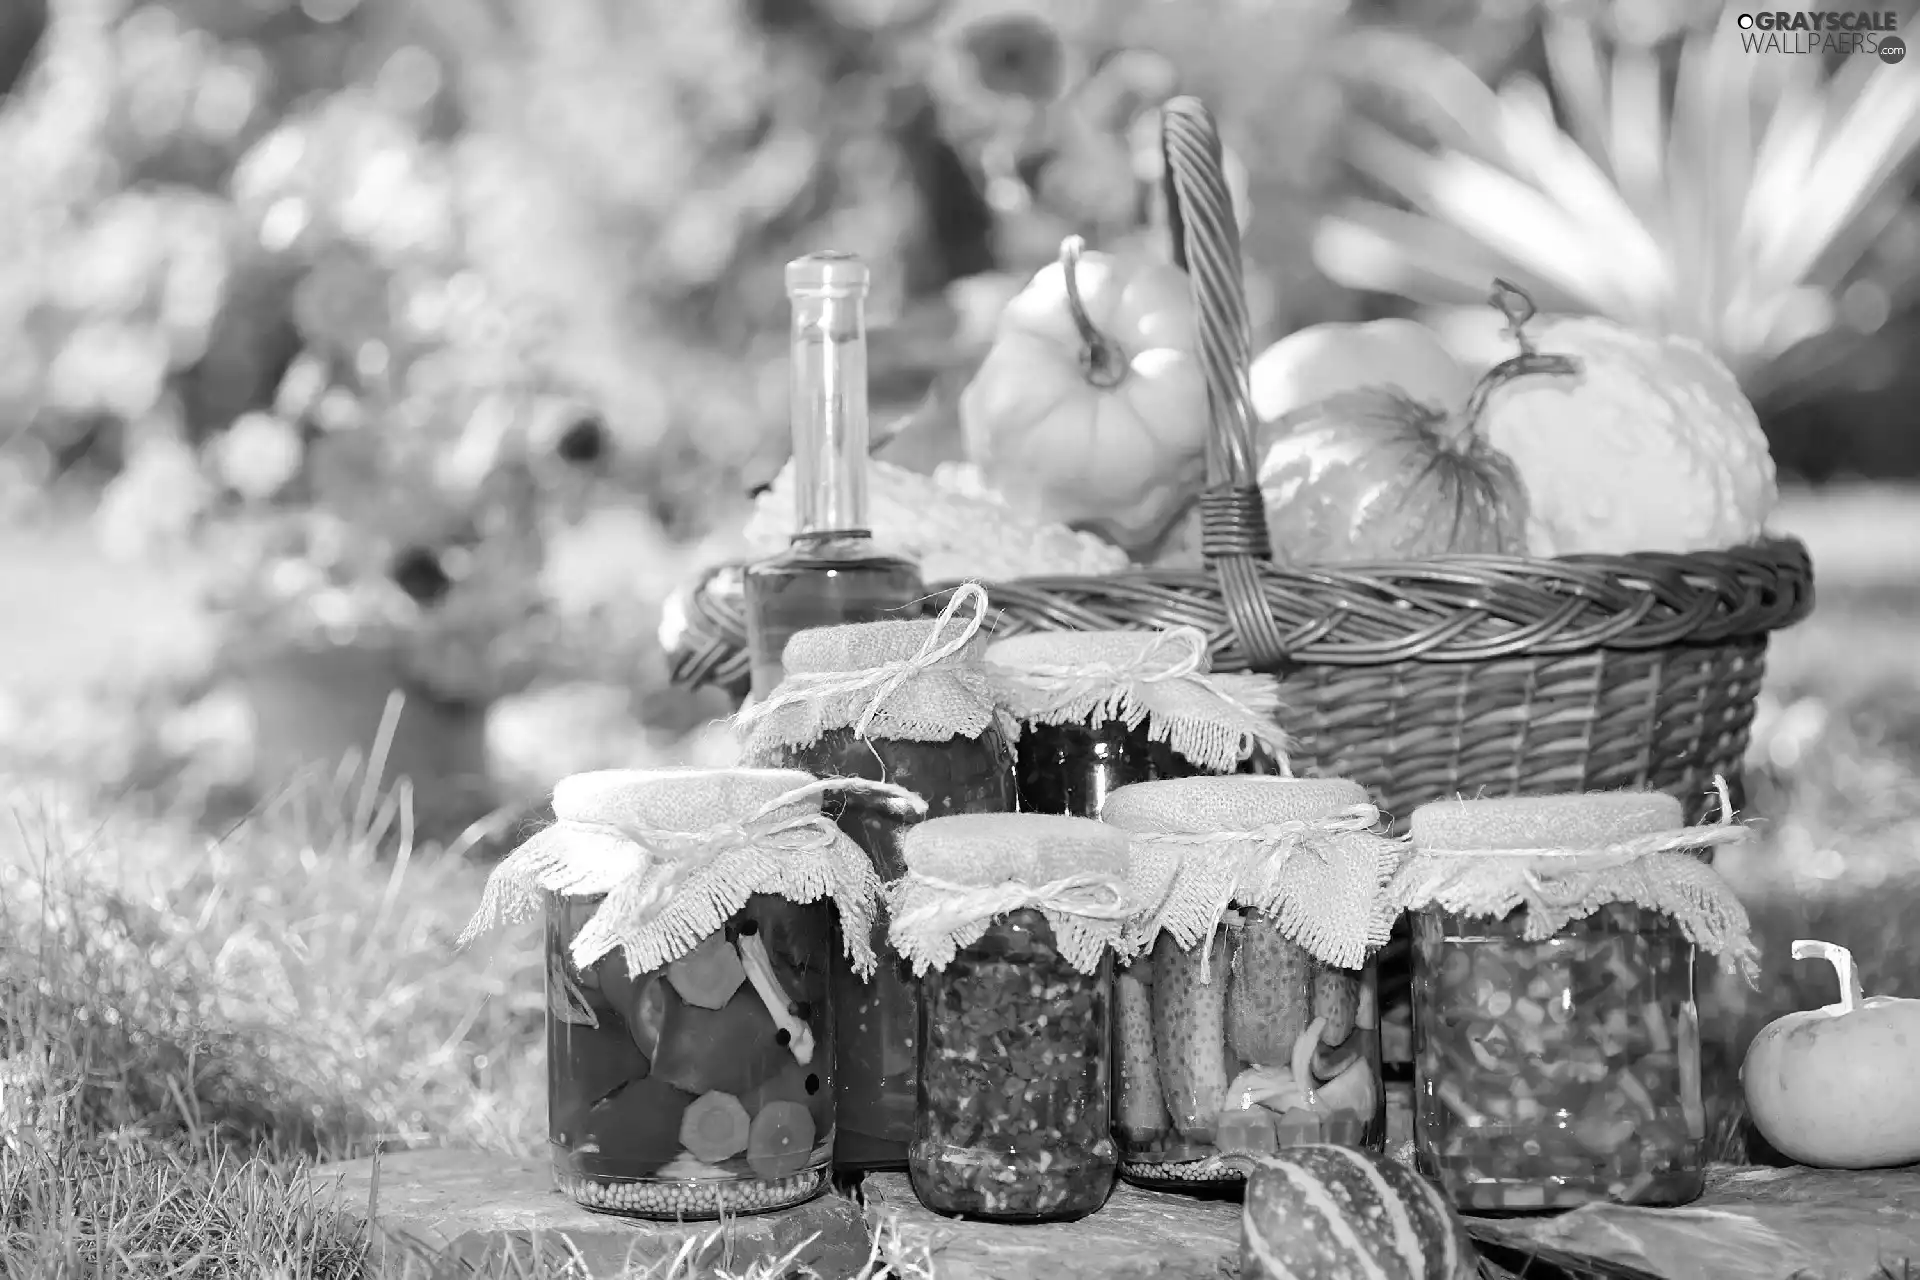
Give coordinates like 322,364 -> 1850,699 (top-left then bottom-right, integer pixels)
1058,235 -> 1129,390
1456,278 -> 1581,435
1793,939 -> 1863,1015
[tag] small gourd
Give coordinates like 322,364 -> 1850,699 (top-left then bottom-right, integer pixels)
959,235 -> 1210,555
1242,1145 -> 1477,1280
1741,939 -> 1920,1170
1250,284 -> 1546,564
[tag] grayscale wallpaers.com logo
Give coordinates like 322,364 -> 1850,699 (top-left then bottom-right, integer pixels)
1737,11 -> 1906,62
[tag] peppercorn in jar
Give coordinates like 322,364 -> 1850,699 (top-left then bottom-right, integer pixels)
985,626 -> 1290,818
735,584 -> 1018,1172
1387,783 -> 1758,1213
888,812 -> 1134,1223
459,767 -> 916,1219
1101,776 -> 1405,1192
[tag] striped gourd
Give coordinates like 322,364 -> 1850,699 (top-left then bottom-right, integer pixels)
1242,1145 -> 1477,1280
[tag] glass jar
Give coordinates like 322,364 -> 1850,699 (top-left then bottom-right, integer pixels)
912,908 -> 1116,1222
1015,718 -> 1201,817
546,891 -> 836,1219
760,724 -> 1016,1170
1116,911 -> 1385,1191
1411,903 -> 1705,1212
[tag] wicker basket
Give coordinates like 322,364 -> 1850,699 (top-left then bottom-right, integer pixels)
667,95 -> 1814,832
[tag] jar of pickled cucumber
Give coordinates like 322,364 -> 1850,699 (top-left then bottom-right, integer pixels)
461,767 -> 909,1219
888,813 -> 1133,1222
985,626 -> 1289,818
737,584 -> 1017,1172
1100,776 -> 1405,1192
1388,786 -> 1758,1213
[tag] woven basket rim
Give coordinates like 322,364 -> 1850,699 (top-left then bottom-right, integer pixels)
669,535 -> 1813,687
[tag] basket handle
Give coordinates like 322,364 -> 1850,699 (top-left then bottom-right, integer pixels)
1159,98 -> 1289,668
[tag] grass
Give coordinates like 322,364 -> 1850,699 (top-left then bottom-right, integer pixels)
2,493 -> 1918,1277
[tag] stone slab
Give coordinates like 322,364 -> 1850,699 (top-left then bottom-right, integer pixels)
1467,1163 -> 1920,1280
860,1173 -> 1243,1280
316,1148 -> 870,1279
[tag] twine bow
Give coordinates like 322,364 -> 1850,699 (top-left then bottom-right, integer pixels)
889,872 -> 1134,939
734,582 -> 991,741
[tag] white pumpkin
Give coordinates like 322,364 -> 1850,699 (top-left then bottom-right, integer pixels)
1478,318 -> 1778,557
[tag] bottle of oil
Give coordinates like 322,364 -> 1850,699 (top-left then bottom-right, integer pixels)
743,253 -> 924,699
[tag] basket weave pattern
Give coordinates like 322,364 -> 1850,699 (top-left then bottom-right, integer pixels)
669,97 -> 1815,832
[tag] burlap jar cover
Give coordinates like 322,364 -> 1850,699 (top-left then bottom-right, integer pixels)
1103,776 -> 1403,973
984,626 -> 1291,775
887,812 -> 1137,975
459,766 -> 923,978
1385,778 -> 1759,975
734,583 -> 1012,760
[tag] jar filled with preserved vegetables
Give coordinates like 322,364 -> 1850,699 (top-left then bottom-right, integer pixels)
1388,784 -> 1758,1213
736,583 -> 1017,1171
460,767 -> 913,1219
986,626 -> 1290,818
888,812 -> 1133,1222
1101,776 -> 1404,1192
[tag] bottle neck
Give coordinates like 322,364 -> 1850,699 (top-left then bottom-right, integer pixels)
788,282 -> 871,538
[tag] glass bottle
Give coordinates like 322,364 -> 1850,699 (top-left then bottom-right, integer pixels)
742,252 -> 925,700
547,892 -> 836,1219
912,908 -> 1116,1222
1411,903 -> 1706,1212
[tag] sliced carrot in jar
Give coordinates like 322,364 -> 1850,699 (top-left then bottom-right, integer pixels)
746,1100 -> 816,1181
667,932 -> 747,1010
678,1090 -> 752,1163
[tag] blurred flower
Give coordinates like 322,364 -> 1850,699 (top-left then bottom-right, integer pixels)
93,432 -> 209,562
1314,13 -> 1920,404
214,410 -> 304,501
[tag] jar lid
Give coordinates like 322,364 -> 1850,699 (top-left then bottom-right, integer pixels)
1410,791 -> 1682,851
735,584 -> 1005,753
986,626 -> 1290,773
460,766 -> 924,980
887,813 -> 1134,976
1102,776 -> 1400,971
1387,781 -> 1758,972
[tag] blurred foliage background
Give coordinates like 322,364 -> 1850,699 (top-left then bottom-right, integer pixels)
1,0 -> 1917,829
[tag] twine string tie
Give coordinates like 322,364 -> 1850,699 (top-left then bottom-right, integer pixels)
734,583 -> 991,741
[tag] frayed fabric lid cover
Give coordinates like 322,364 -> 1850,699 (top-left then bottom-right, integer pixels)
887,813 -> 1134,976
1387,780 -> 1757,974
986,626 -> 1291,774
459,767 -> 923,979
735,584 -> 1005,756
1102,776 -> 1401,971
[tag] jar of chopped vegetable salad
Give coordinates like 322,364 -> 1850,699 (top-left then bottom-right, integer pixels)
461,767 -> 914,1219
888,813 -> 1133,1222
1100,776 -> 1405,1192
985,626 -> 1290,818
736,584 -> 1018,1173
1388,784 -> 1758,1213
